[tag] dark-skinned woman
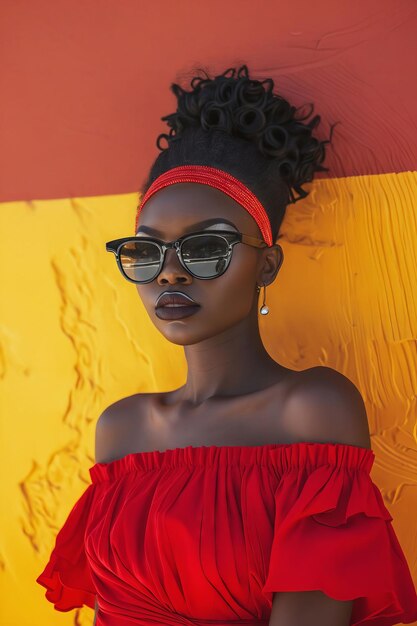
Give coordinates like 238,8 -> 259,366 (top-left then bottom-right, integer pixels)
37,65 -> 417,626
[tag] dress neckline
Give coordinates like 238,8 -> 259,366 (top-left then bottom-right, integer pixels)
88,441 -> 375,483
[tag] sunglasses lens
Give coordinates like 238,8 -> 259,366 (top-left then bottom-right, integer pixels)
181,235 -> 229,278
119,240 -> 161,282
118,235 -> 230,282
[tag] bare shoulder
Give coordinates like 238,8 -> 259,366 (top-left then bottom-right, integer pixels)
282,365 -> 371,449
94,392 -> 151,464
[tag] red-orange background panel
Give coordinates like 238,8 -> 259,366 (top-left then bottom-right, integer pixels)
0,0 -> 416,202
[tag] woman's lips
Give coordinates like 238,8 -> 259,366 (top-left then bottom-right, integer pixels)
155,304 -> 201,320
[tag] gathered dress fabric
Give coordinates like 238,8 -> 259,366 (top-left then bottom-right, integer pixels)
36,442 -> 417,626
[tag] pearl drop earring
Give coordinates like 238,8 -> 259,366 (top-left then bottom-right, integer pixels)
257,282 -> 269,315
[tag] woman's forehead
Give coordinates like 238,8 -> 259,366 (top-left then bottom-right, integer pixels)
137,182 -> 259,234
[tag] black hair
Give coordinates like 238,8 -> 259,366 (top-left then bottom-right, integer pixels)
140,64 -> 338,243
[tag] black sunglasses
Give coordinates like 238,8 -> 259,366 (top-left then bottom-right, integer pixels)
105,229 -> 268,284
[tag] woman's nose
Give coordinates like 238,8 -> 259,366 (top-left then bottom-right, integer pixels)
157,248 -> 191,284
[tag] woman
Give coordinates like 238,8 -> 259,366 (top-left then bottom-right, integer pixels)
36,65 -> 417,626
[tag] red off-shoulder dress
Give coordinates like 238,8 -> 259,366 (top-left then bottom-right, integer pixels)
36,442 -> 417,626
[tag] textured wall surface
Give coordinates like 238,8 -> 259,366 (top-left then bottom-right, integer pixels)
1,173 -> 416,625
1,0 -> 416,624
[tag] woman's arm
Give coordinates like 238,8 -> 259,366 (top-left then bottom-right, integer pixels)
268,366 -> 370,625
93,597 -> 99,625
270,590 -> 352,626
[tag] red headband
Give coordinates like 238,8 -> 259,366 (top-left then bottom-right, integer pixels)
135,164 -> 273,246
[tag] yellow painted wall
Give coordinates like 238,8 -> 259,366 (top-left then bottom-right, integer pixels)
1,171 -> 416,625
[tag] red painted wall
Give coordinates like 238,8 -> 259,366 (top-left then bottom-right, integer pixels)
1,0 -> 416,202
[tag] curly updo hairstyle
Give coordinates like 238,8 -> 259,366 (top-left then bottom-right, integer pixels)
140,64 -> 337,243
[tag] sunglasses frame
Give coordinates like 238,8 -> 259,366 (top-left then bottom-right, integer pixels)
105,229 -> 268,284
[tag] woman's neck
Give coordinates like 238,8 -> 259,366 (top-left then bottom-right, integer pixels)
181,306 -> 283,405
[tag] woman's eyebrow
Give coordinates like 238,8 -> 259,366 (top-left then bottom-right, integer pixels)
136,218 -> 238,236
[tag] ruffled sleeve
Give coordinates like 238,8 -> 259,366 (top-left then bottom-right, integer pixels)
36,482 -> 97,612
261,443 -> 417,625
